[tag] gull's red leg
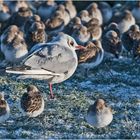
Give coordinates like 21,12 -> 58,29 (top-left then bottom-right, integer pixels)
49,83 -> 54,99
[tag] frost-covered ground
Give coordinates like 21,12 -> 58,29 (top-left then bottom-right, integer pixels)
0,57 -> 140,139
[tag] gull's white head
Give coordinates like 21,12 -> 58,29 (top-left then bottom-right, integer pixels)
53,33 -> 85,51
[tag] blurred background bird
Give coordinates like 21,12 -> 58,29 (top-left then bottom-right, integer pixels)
102,30 -> 122,59
1,25 -> 28,65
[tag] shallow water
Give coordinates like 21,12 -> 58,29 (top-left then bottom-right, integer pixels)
0,56 -> 140,139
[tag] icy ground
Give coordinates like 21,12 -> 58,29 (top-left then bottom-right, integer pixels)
0,57 -> 140,139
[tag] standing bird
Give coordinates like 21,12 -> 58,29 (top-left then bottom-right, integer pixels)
121,24 -> 140,53
19,85 -> 44,117
86,2 -> 103,25
102,30 -> 122,58
72,25 -> 90,46
1,25 -> 28,64
86,99 -> 113,128
6,33 -> 85,98
0,92 -> 10,123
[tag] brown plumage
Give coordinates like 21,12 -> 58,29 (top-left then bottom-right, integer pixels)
0,96 -> 7,116
122,24 -> 140,52
20,85 -> 43,114
0,92 -> 10,122
20,85 -> 44,117
26,21 -> 47,48
78,41 -> 99,63
86,18 -> 102,40
102,30 -> 122,58
45,16 -> 65,35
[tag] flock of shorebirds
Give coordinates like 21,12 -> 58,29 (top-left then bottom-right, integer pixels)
0,0 -> 140,129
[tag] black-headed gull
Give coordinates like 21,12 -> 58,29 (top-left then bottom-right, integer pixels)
86,99 -> 113,128
6,33 -> 85,98
0,92 -> 10,122
19,85 -> 44,117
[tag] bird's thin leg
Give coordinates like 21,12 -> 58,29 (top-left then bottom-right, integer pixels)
49,83 -> 55,99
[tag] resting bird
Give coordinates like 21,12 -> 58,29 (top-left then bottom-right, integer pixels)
102,30 -> 122,58
78,40 -> 104,76
25,21 -> 47,49
45,15 -> 65,36
72,25 -> 90,46
6,33 -> 85,98
86,99 -> 113,128
19,85 -> 44,117
86,18 -> 102,41
0,25 -> 28,64
0,92 -> 10,122
86,2 -> 103,25
121,24 -> 140,53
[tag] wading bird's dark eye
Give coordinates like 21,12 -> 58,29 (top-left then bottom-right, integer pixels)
70,41 -> 74,46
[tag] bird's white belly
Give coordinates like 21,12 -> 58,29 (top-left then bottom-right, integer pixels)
19,98 -> 44,117
4,48 -> 28,63
86,112 -> 113,128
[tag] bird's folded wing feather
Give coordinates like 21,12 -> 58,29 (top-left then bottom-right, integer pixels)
20,43 -> 76,74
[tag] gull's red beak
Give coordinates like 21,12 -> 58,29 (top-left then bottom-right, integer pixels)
75,45 -> 85,50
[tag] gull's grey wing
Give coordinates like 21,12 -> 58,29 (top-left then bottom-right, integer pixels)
24,43 -> 77,74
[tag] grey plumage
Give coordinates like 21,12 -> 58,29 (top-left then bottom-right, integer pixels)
6,33 -> 80,84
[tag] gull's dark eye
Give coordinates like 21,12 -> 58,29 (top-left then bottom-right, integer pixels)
70,41 -> 74,46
